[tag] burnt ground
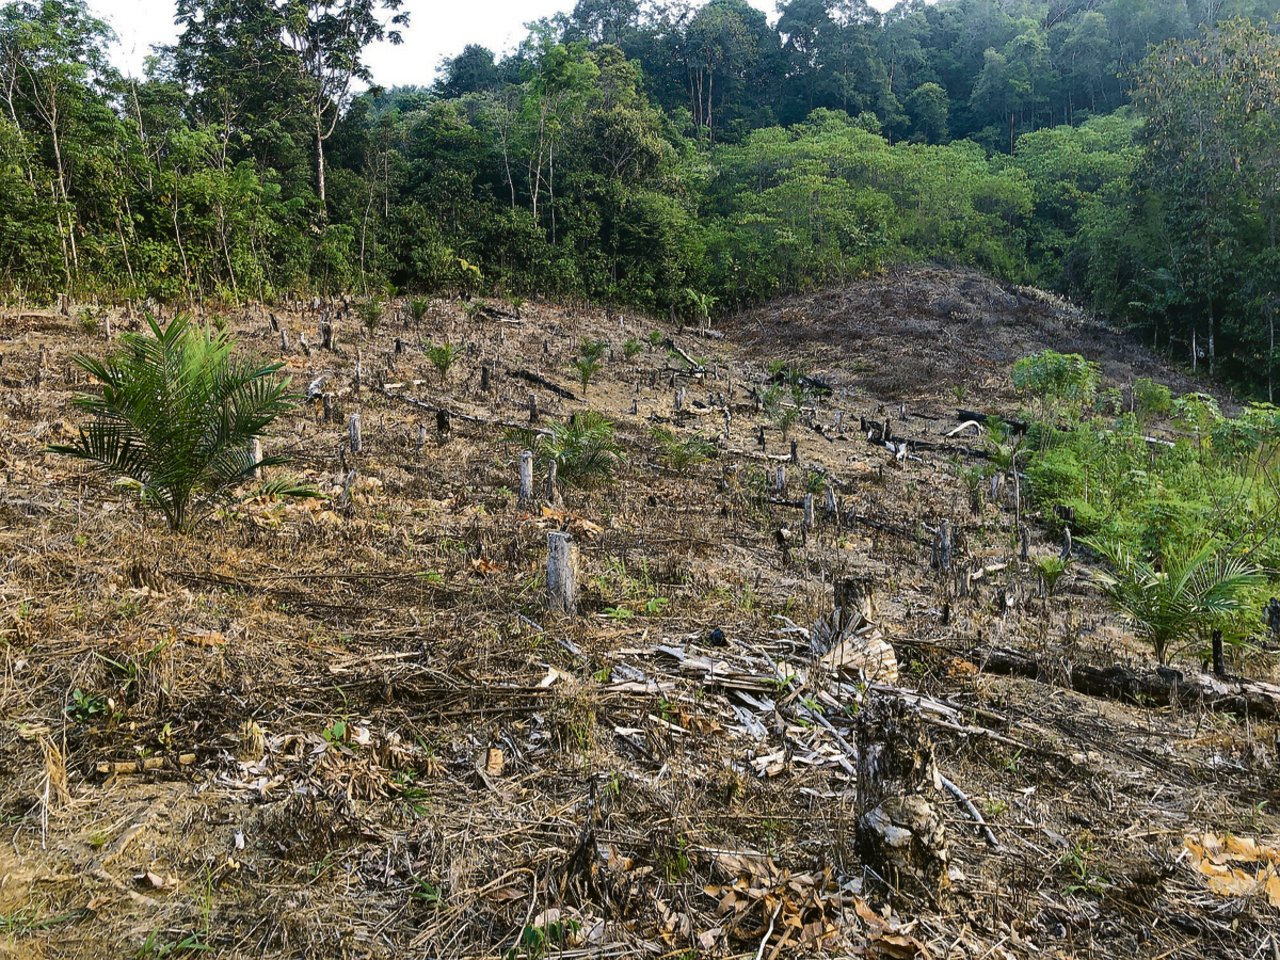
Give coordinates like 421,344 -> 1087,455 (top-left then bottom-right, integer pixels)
0,264 -> 1276,959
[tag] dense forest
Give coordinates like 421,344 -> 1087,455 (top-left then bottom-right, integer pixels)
2,0 -> 1279,392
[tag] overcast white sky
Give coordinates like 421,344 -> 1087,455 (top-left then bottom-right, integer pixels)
94,0 -> 898,89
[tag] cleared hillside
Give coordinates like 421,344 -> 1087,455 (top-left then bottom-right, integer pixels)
0,271 -> 1276,959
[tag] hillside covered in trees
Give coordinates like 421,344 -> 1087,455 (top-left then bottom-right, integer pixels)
3,1 -> 1280,391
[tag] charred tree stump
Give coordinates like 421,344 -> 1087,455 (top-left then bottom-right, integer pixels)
546,532 -> 578,616
1212,630 -> 1226,678
436,409 -> 451,441
812,578 -> 897,682
855,690 -> 950,899
528,392 -> 539,424
347,413 -> 362,454
932,520 -> 952,573
790,439 -> 798,464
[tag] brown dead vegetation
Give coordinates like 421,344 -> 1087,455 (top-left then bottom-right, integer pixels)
0,266 -> 1276,959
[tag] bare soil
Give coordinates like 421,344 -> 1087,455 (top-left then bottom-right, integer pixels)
0,264 -> 1276,959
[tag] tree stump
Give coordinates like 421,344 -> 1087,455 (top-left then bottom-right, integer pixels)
855,690 -> 949,899
518,450 -> 534,509
933,520 -> 952,572
249,437 -> 263,480
545,460 -> 562,507
811,578 -> 897,682
546,532 -> 578,616
347,413 -> 362,454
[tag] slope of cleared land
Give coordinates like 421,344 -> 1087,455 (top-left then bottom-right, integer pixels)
0,267 -> 1276,959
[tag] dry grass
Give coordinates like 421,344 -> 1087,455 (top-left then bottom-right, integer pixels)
0,273 -> 1276,958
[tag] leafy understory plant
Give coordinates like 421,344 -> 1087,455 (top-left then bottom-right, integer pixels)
536,411 -> 624,490
1032,554 -> 1072,598
51,314 -> 312,533
1083,537 -> 1264,665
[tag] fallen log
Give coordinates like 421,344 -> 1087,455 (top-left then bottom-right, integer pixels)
973,645 -> 1280,720
508,368 -> 579,401
382,386 -> 548,435
956,408 -> 1027,435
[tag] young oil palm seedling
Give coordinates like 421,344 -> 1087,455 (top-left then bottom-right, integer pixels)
1083,537 -> 1264,665
570,338 -> 608,395
652,427 -> 716,473
537,411 -> 624,490
51,314 -> 311,533
424,341 -> 464,383
357,298 -> 383,335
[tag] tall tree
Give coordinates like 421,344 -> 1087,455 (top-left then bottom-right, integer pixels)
0,0 -> 115,283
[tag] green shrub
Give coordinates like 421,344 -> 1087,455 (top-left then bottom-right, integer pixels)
1012,350 -> 1099,420
1132,378 -> 1172,425
357,298 -> 383,334
1084,537 -> 1264,664
570,338 -> 608,394
408,297 -> 431,324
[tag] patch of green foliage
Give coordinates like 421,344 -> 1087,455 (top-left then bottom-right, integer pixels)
423,341 -> 464,382
51,315 -> 312,533
652,427 -> 716,473
536,411 -> 624,490
1016,354 -> 1280,663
